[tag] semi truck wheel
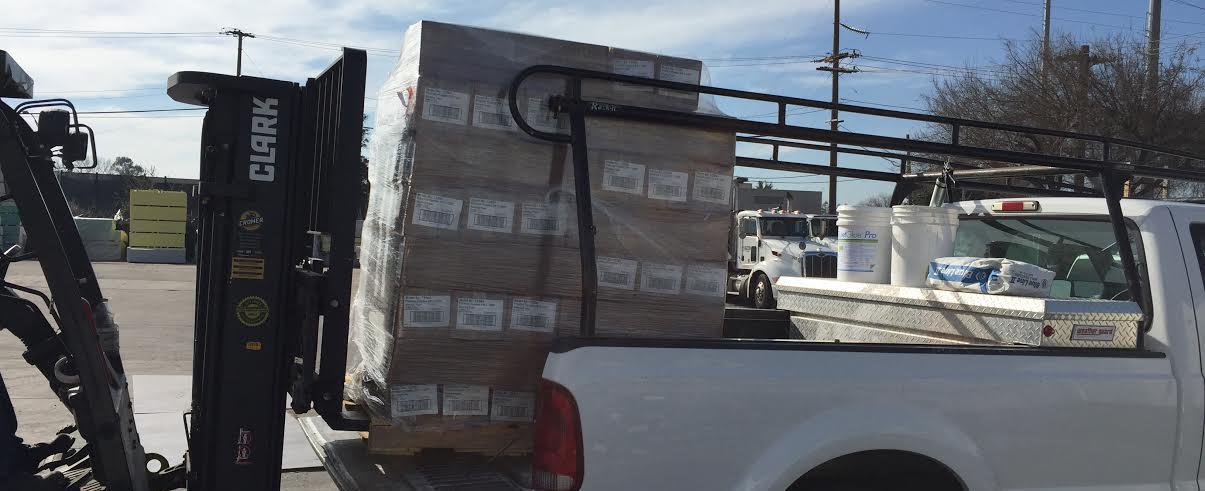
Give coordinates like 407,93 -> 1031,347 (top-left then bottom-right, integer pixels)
752,274 -> 775,309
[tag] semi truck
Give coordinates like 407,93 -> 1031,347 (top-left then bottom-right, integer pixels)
727,209 -> 837,309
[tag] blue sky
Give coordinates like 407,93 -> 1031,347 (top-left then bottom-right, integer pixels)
2,0 -> 1197,205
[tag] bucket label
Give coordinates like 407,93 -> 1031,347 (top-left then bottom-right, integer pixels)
837,229 -> 881,272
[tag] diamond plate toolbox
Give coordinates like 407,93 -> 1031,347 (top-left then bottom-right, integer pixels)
775,277 -> 1143,348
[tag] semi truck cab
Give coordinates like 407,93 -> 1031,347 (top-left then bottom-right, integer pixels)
729,209 -> 837,308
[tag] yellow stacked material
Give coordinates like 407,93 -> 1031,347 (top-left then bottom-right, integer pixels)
129,189 -> 187,263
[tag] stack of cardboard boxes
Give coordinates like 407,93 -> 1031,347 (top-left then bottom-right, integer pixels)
352,21 -> 734,455
75,217 -> 124,261
127,189 -> 187,264
0,202 -> 18,252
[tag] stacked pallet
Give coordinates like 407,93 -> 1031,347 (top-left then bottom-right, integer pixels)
75,217 -> 124,261
127,190 -> 187,264
351,21 -> 734,455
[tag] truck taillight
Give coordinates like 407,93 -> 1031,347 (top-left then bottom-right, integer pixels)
533,379 -> 583,491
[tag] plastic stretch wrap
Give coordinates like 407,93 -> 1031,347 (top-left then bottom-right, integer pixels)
349,21 -> 734,452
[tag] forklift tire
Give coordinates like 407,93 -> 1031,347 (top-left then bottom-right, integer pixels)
752,274 -> 776,310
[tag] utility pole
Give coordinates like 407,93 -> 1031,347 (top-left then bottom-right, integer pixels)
1146,0 -> 1163,197
1042,0 -> 1052,72
816,0 -> 859,214
1146,0 -> 1161,92
1054,44 -> 1112,190
221,28 -> 256,76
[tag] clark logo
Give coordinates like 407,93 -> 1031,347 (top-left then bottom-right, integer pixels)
235,296 -> 269,327
238,210 -> 264,232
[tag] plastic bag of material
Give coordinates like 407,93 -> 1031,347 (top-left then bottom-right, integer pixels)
926,257 -> 1055,297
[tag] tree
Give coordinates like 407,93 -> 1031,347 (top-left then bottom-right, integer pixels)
755,180 -> 774,190
923,32 -> 1205,197
857,192 -> 893,207
105,156 -> 156,178
101,156 -> 158,219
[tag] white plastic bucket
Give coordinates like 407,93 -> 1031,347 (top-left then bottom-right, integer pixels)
836,205 -> 893,284
890,205 -> 961,287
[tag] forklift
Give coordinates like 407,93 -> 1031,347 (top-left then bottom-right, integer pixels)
0,47 -> 369,489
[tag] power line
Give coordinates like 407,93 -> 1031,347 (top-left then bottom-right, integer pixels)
840,98 -> 930,113
738,107 -> 827,119
925,0 -> 1205,39
701,54 -> 825,62
36,108 -> 207,115
866,31 -> 1021,42
1002,0 -> 1205,28
1170,0 -> 1205,12
0,27 -> 216,35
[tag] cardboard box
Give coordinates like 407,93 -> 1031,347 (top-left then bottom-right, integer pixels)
350,20 -> 733,455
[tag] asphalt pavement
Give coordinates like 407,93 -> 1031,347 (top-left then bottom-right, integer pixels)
0,261 -> 341,490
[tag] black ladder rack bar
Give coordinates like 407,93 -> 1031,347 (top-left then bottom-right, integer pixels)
508,64 -> 1205,343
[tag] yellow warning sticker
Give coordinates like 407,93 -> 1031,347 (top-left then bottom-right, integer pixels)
231,256 -> 265,280
245,341 -> 262,351
235,296 -> 269,327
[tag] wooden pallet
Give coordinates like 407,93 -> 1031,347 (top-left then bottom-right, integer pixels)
365,421 -> 533,457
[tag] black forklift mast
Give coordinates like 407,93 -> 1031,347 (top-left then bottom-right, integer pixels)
1,50 -> 152,490
1,46 -> 367,490
165,48 -> 368,490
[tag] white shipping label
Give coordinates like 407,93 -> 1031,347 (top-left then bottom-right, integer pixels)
684,265 -> 727,297
640,263 -> 683,295
421,88 -> 469,125
598,256 -> 638,290
510,298 -> 557,332
472,94 -> 514,131
456,297 -> 504,331
658,65 -> 701,99
391,384 -> 438,418
527,96 -> 562,133
442,384 -> 490,416
520,202 -> 565,236
403,295 -> 451,328
611,59 -> 655,92
491,390 -> 535,422
467,198 -> 515,233
693,171 -> 731,204
647,168 -> 689,202
602,160 -> 646,195
412,193 -> 462,230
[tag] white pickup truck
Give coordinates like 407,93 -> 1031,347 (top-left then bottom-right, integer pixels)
532,197 -> 1205,491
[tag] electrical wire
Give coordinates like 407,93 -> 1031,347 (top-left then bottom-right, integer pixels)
1171,0 -> 1205,12
1001,0 -> 1205,28
840,98 -> 930,113
925,0 -> 1205,40
737,108 -> 827,119
865,31 -> 1020,42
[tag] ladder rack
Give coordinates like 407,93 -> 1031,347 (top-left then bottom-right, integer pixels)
508,64 -> 1205,344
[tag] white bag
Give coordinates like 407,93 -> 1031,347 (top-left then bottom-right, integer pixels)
927,257 -> 1055,297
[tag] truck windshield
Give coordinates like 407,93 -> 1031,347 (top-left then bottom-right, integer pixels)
760,218 -> 807,237
809,218 -> 837,238
952,217 -> 1145,300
